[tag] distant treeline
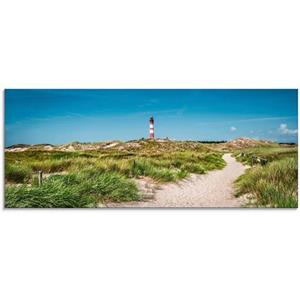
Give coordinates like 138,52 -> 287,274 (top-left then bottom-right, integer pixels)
198,141 -> 227,144
278,142 -> 297,145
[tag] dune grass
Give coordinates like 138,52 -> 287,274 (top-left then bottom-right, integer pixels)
5,140 -> 226,207
235,150 -> 298,208
5,171 -> 140,208
235,145 -> 297,165
5,146 -> 225,184
5,163 -> 31,183
6,141 -> 297,208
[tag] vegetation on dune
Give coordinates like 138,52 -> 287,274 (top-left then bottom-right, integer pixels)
5,163 -> 31,183
5,141 -> 226,184
5,139 -> 298,208
5,140 -> 226,207
234,145 -> 298,208
234,146 -> 297,165
235,156 -> 298,208
29,159 -> 73,173
130,158 -> 187,182
5,171 -> 140,208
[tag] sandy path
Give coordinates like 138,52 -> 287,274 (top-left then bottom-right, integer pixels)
106,154 -> 248,208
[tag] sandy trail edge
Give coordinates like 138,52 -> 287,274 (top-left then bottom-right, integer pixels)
106,153 -> 248,208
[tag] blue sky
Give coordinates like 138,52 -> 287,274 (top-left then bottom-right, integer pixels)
5,89 -> 298,146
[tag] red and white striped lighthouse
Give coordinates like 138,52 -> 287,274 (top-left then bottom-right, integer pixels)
149,116 -> 154,139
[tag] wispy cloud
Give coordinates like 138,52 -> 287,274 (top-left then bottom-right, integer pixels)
196,116 -> 297,126
278,124 -> 298,135
121,108 -> 186,118
230,126 -> 237,132
234,116 -> 298,123
6,108 -> 187,130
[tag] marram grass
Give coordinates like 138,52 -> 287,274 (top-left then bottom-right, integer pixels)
5,148 -> 226,184
235,156 -> 298,208
5,141 -> 226,208
5,171 -> 140,208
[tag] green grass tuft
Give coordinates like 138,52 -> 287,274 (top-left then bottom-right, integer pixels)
5,163 -> 31,183
5,171 -> 140,208
235,156 -> 298,208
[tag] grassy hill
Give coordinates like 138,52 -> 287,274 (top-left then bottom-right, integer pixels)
232,142 -> 298,208
5,138 -> 298,208
5,139 -> 226,208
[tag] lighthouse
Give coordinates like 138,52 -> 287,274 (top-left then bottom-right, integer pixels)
149,116 -> 154,139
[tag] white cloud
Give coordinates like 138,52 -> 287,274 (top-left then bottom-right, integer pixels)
278,124 -> 298,135
230,126 -> 237,132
